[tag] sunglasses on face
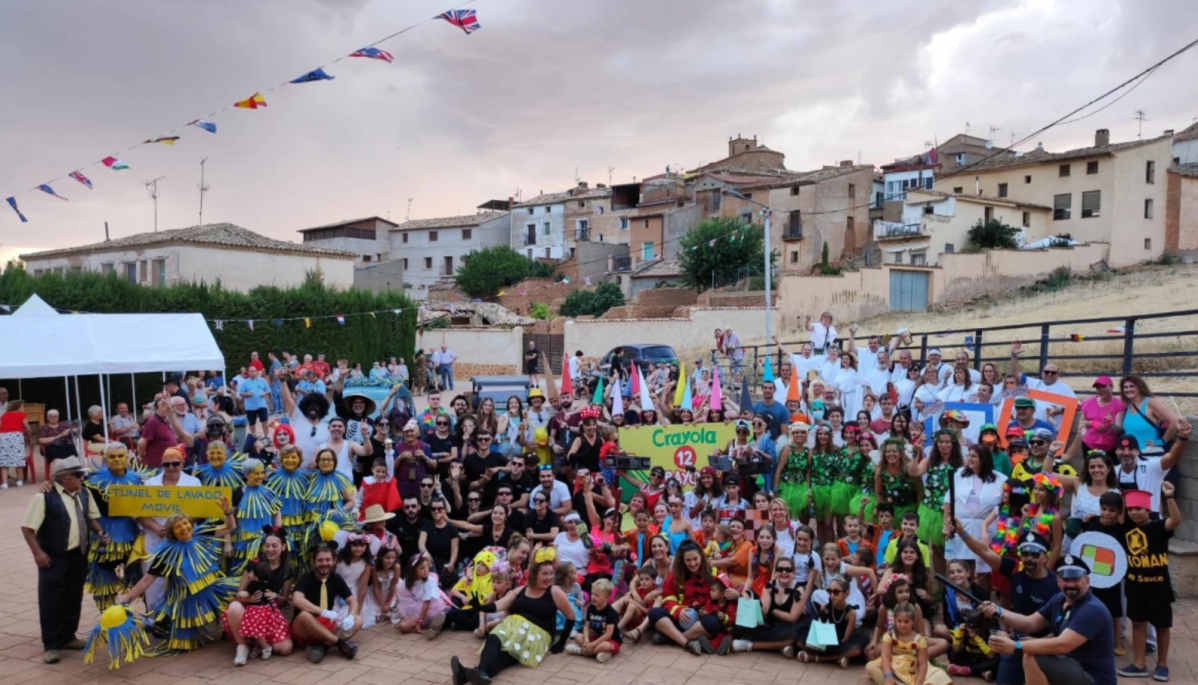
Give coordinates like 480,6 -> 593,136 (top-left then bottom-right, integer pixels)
431,507 -> 446,512
533,498 -> 547,504
828,588 -> 844,596
1029,439 -> 1047,446
776,567 -> 794,574
478,437 -> 493,443
163,462 -> 182,468
404,505 -> 419,510
467,497 -> 481,503
421,482 -> 435,488
1043,370 -> 1059,375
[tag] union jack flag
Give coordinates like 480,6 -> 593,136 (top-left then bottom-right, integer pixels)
436,9 -> 480,35
349,47 -> 394,63
69,171 -> 93,189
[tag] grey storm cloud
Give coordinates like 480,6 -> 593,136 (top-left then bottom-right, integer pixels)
0,0 -> 1195,258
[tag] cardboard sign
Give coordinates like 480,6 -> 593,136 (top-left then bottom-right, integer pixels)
108,485 -> 232,518
996,388 -> 1078,453
923,402 -> 994,445
617,423 -> 737,491
1070,531 -> 1127,589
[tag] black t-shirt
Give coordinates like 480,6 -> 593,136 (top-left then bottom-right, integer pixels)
1122,518 -> 1172,589
427,433 -> 457,481
246,562 -> 296,605
388,515 -> 430,555
463,452 -> 506,486
82,420 -> 106,444
293,571 -> 352,611
586,603 -> 622,643
424,522 -> 457,565
998,556 -> 1058,635
527,509 -> 561,537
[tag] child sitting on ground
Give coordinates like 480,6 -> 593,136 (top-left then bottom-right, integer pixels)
866,602 -> 952,685
566,578 -> 621,663
614,566 -> 659,642
933,559 -> 987,641
555,562 -> 585,636
947,609 -> 998,681
837,513 -> 877,562
475,562 -> 511,638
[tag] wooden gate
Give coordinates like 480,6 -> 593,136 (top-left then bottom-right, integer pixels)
522,333 -> 565,373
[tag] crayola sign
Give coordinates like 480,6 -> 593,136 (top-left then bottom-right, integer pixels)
108,485 -> 232,518
617,423 -> 736,490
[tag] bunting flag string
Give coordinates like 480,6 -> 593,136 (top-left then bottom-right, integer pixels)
336,314 -> 345,325
246,319 -> 254,331
1,2 -> 479,223
69,171 -> 93,189
206,306 -> 419,331
37,185 -> 68,201
214,320 -> 224,331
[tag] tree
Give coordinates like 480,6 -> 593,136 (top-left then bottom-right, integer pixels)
965,218 -> 1021,252
559,282 -> 625,318
529,302 -> 552,320
453,246 -> 551,297
678,217 -> 776,291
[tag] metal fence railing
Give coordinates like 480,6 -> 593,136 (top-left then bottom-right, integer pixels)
709,308 -> 1198,400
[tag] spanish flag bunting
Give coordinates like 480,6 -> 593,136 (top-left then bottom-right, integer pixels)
304,318 -> 311,328
144,136 -> 180,145
234,92 -> 268,109
1070,333 -> 1084,342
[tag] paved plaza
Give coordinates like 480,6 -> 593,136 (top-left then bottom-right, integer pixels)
2,487 -> 1197,685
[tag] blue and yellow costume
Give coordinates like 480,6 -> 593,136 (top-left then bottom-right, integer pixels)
191,443 -> 245,489
229,458 -> 282,574
305,449 -> 355,519
266,445 -> 313,541
146,520 -> 239,653
84,445 -> 145,610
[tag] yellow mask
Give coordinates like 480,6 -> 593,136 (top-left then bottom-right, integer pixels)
105,448 -> 128,475
280,450 -> 301,473
207,444 -> 227,469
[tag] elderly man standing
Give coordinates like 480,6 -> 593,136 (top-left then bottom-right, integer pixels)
22,457 -> 108,664
436,344 -> 458,391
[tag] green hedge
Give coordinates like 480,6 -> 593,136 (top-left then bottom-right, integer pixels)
0,266 -> 417,413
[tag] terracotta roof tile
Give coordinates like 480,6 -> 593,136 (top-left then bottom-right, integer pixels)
296,216 -> 398,233
1171,164 -> 1198,179
21,223 -> 356,260
390,211 -> 510,231
514,187 -> 612,207
630,258 -> 684,279
961,135 -> 1171,173
1175,122 -> 1198,143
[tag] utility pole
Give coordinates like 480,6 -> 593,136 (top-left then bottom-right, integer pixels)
1134,110 -> 1148,139
145,176 -> 166,232
198,158 -> 210,225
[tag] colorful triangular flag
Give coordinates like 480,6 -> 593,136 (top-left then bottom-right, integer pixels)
0,305 -> 10,312
584,276 -> 592,286
101,156 -> 129,170
191,120 -> 217,134
246,319 -> 254,331
7,197 -> 27,223
273,319 -> 283,328
214,320 -> 224,331
561,277 -> 570,284
144,136 -> 180,145
349,47 -> 394,63
304,318 -> 311,328
710,371 -> 723,412
368,312 -> 376,319
336,314 -> 345,325
497,290 -> 506,297
69,171 -> 93,189
436,8 -> 480,34
290,68 -> 335,84
37,185 -> 68,201
234,92 -> 267,109
591,377 -> 605,405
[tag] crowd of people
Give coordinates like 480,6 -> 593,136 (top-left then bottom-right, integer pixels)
7,319 -> 1193,685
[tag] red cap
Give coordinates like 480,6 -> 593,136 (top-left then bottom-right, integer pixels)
1092,375 -> 1113,388
1123,489 -> 1153,510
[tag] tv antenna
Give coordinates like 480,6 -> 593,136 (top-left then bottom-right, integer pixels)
987,125 -> 1002,149
145,175 -> 166,232
1133,110 -> 1148,139
964,121 -> 971,136
608,166 -> 615,186
405,198 -> 413,222
198,158 -> 211,225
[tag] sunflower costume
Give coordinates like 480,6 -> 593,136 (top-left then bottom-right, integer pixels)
146,521 -> 239,653
85,453 -> 145,610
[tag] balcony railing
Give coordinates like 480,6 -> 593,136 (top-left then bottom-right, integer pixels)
523,235 -> 537,246
576,228 -> 590,242
782,225 -> 803,240
875,221 -> 926,240
611,255 -> 631,272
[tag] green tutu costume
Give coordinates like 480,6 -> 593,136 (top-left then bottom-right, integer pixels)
832,451 -> 873,517
808,448 -> 842,520
878,469 -> 918,521
777,447 -> 811,519
917,462 -> 954,548
484,615 -> 552,667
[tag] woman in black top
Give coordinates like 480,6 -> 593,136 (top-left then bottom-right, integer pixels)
727,557 -> 807,656
567,413 -> 603,473
222,530 -> 296,664
419,499 -> 460,589
427,417 -> 458,482
450,504 -> 514,551
82,406 -> 107,454
451,548 -> 576,685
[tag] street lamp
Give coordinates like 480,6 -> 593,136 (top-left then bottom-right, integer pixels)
722,188 -> 773,342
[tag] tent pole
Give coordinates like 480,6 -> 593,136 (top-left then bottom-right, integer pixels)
132,373 -> 137,415
99,374 -> 110,446
63,377 -> 71,424
74,377 -> 83,443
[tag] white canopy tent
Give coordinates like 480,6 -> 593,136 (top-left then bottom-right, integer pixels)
0,294 -> 225,448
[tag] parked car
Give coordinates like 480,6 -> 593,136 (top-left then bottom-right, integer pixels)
468,375 -> 531,413
597,344 -> 678,382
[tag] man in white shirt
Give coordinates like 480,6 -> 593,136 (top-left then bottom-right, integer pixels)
528,466 -> 572,516
1009,344 -> 1077,425
1114,426 -> 1187,513
568,351 -> 583,384
434,345 -> 458,392
109,402 -> 140,448
926,348 -> 952,387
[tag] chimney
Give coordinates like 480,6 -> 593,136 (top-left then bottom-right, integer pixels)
507,196 -> 514,210
839,160 -> 853,167
1164,129 -> 1174,136
578,181 -> 588,189
1095,128 -> 1110,147
596,183 -> 606,189
1035,142 -> 1044,152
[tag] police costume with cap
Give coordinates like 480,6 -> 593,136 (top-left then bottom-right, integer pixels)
1019,555 -> 1117,685
991,531 -> 1062,685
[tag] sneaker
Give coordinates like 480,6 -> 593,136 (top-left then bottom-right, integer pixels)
15,480 -> 22,487
337,640 -> 358,660
451,656 -> 466,685
1116,643 -> 1127,657
1118,664 -> 1150,678
2,483 -> 9,490
565,643 -> 583,655
465,668 -> 491,685
651,632 -> 667,646
797,650 -> 811,663
260,646 -> 272,661
306,645 -> 326,664
947,665 -> 969,676
731,639 -> 752,653
626,628 -> 641,643
595,652 -> 611,664
686,639 -> 703,656
696,636 -> 715,655
782,645 -> 796,659
43,650 -> 60,664
1153,667 -> 1169,682
473,628 -> 484,639
716,637 -> 733,656
63,639 -> 87,650
426,612 -> 446,641
234,644 -> 249,667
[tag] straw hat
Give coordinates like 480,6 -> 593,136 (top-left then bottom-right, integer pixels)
360,504 -> 396,524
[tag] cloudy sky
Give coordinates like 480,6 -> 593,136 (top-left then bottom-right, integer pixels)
1,0 -> 1196,262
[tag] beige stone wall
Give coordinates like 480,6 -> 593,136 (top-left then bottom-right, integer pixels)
1180,175 -> 1198,250
562,307 -> 783,359
421,327 -> 524,375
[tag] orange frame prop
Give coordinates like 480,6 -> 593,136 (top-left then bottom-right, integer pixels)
996,389 -> 1078,454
